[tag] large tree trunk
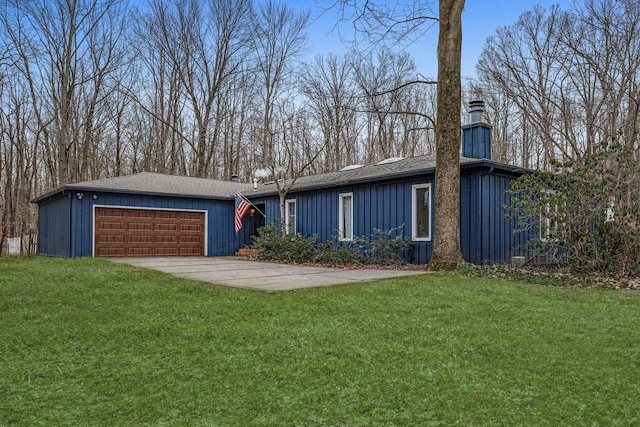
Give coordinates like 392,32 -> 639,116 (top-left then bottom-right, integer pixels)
428,0 -> 465,270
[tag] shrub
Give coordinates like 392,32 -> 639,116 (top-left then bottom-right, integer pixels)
364,226 -> 413,264
506,134 -> 640,277
314,236 -> 366,265
250,221 -> 317,264
250,222 -> 413,266
315,225 -> 412,266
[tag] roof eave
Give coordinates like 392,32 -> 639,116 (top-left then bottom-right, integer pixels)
31,185 -> 238,204
251,159 -> 526,197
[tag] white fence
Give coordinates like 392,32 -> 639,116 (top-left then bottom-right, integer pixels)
6,234 -> 37,255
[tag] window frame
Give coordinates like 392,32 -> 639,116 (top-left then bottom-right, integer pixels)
539,189 -> 558,242
412,183 -> 432,241
338,192 -> 354,241
285,199 -> 296,235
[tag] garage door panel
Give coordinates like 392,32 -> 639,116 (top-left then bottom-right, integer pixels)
156,211 -> 178,219
96,207 -> 126,219
181,223 -> 202,232
96,247 -> 126,257
180,247 -> 203,256
97,235 -> 126,244
156,247 -> 179,256
95,207 -> 205,257
129,235 -> 153,244
155,223 -> 178,231
98,221 -> 127,231
129,247 -> 154,256
178,211 -> 200,218
129,222 -> 153,231
155,235 -> 178,243
129,210 -> 154,219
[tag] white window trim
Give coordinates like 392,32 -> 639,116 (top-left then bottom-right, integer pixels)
285,199 -> 296,234
539,189 -> 558,242
606,203 -> 615,223
339,192 -> 354,241
412,183 -> 432,241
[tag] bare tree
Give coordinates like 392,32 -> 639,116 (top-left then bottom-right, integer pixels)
352,48 -> 435,163
251,0 -> 309,164
0,67 -> 39,253
255,100 -> 323,236
331,0 -> 466,268
221,66 -> 259,180
0,0 -> 129,253
475,0 -> 640,168
251,0 -> 313,234
327,0 -> 438,51
142,0 -> 252,178
133,3 -> 191,174
301,53 -> 360,170
428,0 -> 466,269
3,0 -> 130,186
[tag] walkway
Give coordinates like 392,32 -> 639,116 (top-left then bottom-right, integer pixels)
108,256 -> 427,291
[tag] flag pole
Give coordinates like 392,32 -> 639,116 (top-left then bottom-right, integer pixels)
236,192 -> 266,218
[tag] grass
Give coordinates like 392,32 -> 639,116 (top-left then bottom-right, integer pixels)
1,257 -> 640,426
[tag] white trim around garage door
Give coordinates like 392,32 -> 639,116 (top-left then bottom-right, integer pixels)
92,204 -> 209,257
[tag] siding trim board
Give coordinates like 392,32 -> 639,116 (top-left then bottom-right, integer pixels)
92,204 -> 209,257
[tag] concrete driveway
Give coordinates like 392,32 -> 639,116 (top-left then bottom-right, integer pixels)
108,256 -> 427,291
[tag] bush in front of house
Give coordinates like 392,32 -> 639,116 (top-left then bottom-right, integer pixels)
314,235 -> 366,265
250,222 -> 412,266
364,226 -> 413,264
250,220 -> 317,264
506,133 -> 640,277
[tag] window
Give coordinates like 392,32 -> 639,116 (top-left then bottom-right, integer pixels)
606,203 -> 615,223
412,184 -> 431,241
539,190 -> 558,241
285,199 -> 296,234
339,193 -> 353,241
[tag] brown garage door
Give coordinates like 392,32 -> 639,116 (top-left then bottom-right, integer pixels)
94,207 -> 205,257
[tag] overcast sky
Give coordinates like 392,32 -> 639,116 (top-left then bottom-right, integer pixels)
298,1 -> 575,78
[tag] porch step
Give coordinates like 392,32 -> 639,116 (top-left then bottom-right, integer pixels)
235,248 -> 261,259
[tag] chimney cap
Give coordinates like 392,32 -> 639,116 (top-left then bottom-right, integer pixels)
468,99 -> 484,123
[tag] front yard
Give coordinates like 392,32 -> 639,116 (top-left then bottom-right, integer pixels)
1,256 -> 639,426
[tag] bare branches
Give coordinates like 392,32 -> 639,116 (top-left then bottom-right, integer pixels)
0,0 -> 448,248
329,0 -> 438,51
475,0 -> 640,169
370,78 -> 437,96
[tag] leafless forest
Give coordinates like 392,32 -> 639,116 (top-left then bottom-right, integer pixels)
1,0 -> 639,251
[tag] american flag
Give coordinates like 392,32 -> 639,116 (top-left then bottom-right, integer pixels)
234,194 -> 251,234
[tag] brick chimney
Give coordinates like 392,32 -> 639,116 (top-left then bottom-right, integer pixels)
461,100 -> 492,160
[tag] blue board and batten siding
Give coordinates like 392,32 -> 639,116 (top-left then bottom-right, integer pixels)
37,191 -> 240,258
460,171 -> 527,264
35,168 -> 526,263
37,193 -> 73,257
256,169 -> 523,265
256,177 -> 435,263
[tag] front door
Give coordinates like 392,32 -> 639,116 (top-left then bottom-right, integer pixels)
243,203 -> 265,245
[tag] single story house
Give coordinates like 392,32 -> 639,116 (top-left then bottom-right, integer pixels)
32,102 -> 530,264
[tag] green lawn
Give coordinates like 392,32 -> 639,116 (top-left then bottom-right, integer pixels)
1,257 -> 639,426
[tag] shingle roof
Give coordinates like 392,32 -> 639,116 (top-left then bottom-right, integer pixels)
32,155 -> 526,204
251,154 -> 490,195
32,172 -> 254,203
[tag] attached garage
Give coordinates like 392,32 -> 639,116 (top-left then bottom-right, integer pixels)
93,206 -> 206,257
32,172 -> 255,258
